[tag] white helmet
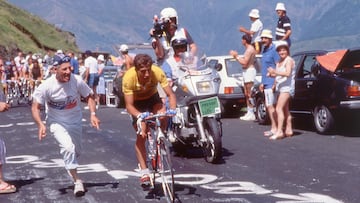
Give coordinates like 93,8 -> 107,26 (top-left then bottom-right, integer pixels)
160,7 -> 178,24
119,44 -> 129,52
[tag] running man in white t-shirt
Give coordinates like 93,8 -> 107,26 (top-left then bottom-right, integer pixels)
31,53 -> 100,197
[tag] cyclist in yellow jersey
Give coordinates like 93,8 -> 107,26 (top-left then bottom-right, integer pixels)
122,54 -> 176,188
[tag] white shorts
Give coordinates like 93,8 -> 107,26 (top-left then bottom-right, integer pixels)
264,88 -> 276,107
49,122 -> 82,170
243,66 -> 256,83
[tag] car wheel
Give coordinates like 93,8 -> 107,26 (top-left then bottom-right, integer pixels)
313,105 -> 334,134
255,97 -> 268,125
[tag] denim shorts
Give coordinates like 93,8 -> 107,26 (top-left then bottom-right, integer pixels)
88,73 -> 99,87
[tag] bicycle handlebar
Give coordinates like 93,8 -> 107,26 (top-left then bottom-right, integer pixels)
143,113 -> 174,121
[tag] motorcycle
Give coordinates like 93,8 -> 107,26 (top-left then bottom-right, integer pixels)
169,52 -> 223,163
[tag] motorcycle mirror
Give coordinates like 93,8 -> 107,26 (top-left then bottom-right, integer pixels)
215,63 -> 222,71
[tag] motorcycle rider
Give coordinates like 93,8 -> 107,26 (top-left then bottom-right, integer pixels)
150,7 -> 197,65
161,36 -> 191,86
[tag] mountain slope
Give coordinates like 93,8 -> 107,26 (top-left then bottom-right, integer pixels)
7,0 -> 357,55
0,0 -> 78,59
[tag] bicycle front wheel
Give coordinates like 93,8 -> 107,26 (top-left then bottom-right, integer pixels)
158,137 -> 175,203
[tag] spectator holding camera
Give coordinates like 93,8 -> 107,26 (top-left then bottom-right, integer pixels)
150,7 -> 197,65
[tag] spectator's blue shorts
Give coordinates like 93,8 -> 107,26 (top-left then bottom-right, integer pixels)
88,73 -> 99,87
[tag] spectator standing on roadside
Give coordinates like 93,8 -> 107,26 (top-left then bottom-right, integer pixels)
96,54 -> 106,104
0,89 -> 16,194
78,59 -> 86,80
43,50 -> 52,66
31,53 -> 100,196
230,34 -> 257,121
84,50 -> 99,109
267,41 -> 295,140
69,52 -> 79,75
119,44 -> 134,71
260,29 -> 280,137
275,2 -> 292,47
239,8 -> 263,54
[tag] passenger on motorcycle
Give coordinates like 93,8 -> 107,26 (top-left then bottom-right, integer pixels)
122,54 -> 177,188
150,7 -> 197,65
161,36 -> 189,86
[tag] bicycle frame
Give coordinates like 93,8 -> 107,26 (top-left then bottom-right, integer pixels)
144,113 -> 175,203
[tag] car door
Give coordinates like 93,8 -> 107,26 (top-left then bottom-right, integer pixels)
291,53 -> 320,113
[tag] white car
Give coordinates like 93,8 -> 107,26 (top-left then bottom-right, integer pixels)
206,55 -> 262,116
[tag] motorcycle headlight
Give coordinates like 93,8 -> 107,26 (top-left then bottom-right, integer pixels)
196,81 -> 212,93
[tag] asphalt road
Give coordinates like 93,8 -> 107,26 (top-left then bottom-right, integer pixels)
0,103 -> 359,203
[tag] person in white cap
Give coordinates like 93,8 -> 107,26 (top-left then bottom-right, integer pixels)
259,29 -> 280,137
239,8 -> 263,54
275,2 -> 292,47
96,54 -> 106,102
31,53 -> 100,196
84,50 -> 99,109
267,40 -> 295,140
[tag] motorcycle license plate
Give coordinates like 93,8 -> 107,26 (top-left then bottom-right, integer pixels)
198,96 -> 221,116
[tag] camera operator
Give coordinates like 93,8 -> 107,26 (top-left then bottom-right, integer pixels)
149,7 -> 197,65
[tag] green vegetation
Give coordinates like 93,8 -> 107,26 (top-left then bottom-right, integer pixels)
0,0 -> 79,59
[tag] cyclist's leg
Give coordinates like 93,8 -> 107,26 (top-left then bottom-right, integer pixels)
133,95 -> 161,186
133,122 -> 151,187
135,131 -> 148,170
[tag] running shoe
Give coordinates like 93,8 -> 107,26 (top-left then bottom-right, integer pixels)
74,180 -> 85,196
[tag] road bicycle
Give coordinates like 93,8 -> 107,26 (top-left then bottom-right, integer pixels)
140,113 -> 175,203
5,80 -> 21,105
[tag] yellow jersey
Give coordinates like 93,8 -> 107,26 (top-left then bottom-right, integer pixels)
122,65 -> 168,101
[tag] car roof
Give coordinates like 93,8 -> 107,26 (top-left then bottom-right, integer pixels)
338,47 -> 360,69
206,54 -> 262,60
292,50 -> 328,57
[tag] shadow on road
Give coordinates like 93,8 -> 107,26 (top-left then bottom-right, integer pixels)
144,182 -> 197,203
9,177 -> 44,190
58,182 -> 119,195
171,147 -> 234,165
292,116 -> 360,137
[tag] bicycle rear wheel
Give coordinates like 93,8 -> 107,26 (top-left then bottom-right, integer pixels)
157,137 -> 175,203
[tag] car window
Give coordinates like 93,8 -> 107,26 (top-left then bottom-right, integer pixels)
225,58 -> 243,77
294,54 -> 317,79
303,55 -> 318,78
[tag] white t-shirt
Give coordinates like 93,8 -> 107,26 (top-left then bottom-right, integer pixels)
85,56 -> 98,74
250,19 -> 263,43
32,74 -> 93,124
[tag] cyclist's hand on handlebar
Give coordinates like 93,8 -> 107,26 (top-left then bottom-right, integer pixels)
137,112 -> 151,120
166,109 -> 177,116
